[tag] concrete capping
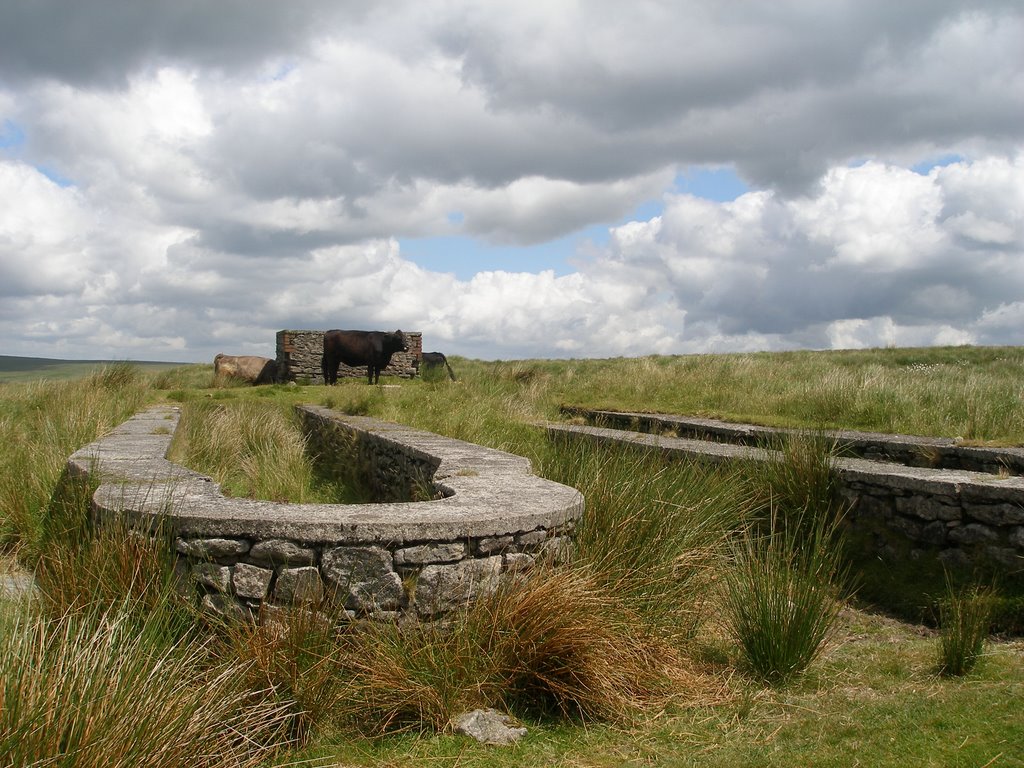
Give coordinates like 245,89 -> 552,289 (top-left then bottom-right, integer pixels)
67,405 -> 583,619
561,408 -> 1024,476
549,410 -> 1024,577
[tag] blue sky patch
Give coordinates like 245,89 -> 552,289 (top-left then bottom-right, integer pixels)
672,165 -> 749,202
401,165 -> 751,278
0,119 -> 26,149
38,165 -> 75,187
912,154 -> 964,174
399,234 -> 579,280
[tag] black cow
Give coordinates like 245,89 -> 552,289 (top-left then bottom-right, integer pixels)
321,329 -> 408,385
415,351 -> 457,381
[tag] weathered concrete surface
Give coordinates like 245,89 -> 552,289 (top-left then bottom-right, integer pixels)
547,416 -> 1024,576
564,408 -> 1024,475
71,406 -> 583,546
68,405 -> 583,619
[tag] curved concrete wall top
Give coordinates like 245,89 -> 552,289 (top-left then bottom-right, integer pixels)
68,405 -> 584,546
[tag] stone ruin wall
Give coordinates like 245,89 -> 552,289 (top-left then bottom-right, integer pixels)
276,329 -> 423,384
68,406 -> 582,623
548,412 -> 1024,581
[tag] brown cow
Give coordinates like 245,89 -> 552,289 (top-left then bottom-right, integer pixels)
213,354 -> 279,385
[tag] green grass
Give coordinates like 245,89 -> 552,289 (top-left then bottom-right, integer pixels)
167,398 -> 369,503
723,509 -> 850,684
0,600 -> 289,768
284,620 -> 1024,767
937,577 -> 995,677
1,346 -> 1022,767
0,355 -> 183,383
0,363 -> 150,561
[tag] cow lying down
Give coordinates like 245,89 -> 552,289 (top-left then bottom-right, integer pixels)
213,354 -> 279,385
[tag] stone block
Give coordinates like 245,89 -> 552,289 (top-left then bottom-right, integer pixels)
516,529 -> 549,549
477,535 -> 515,555
895,495 -> 961,522
947,523 -> 998,545
415,556 -> 502,617
249,539 -> 317,567
966,503 -> 1024,527
176,537 -> 250,560
200,592 -> 250,623
232,562 -> 273,600
192,562 -> 231,592
394,542 -> 465,566
275,566 -> 324,604
503,552 -> 534,573
890,516 -> 924,541
920,520 -> 948,545
322,545 -> 404,613
849,493 -> 892,520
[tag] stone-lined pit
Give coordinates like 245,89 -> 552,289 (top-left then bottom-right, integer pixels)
66,405 -> 583,621
550,409 -> 1024,578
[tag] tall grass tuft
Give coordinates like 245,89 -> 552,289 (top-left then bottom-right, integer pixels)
473,566 -> 711,721
937,577 -> 993,677
722,507 -> 849,685
327,566 -> 725,735
540,441 -> 757,641
219,603 -> 352,742
0,601 -> 289,768
0,366 -> 147,561
34,514 -> 198,645
749,430 -> 842,536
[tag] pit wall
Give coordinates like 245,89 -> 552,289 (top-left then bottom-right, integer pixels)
67,405 -> 583,623
549,411 -> 1024,579
276,330 -> 423,384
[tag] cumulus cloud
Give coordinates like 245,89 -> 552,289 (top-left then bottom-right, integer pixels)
0,1 -> 1021,362
577,157 -> 1024,352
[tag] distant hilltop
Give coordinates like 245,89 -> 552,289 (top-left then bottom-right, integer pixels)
0,355 -> 189,381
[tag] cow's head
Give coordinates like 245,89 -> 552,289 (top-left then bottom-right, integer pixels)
389,330 -> 409,352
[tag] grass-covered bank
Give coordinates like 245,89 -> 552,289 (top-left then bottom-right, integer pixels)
1,345 -> 1022,767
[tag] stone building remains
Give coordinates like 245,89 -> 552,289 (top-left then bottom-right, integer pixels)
276,329 -> 423,384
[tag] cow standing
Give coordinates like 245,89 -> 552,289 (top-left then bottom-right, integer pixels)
415,351 -> 457,381
321,329 -> 408,385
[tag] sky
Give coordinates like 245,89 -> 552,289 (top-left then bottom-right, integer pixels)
0,1 -> 1022,363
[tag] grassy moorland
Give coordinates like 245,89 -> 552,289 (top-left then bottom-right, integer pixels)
0,345 -> 1022,768
0,354 -> 182,384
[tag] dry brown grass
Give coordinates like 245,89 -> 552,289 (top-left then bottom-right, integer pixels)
317,566 -> 731,736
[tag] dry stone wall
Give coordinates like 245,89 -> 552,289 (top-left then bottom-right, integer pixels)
66,405 -> 582,623
276,329 -> 423,384
551,410 -> 1024,579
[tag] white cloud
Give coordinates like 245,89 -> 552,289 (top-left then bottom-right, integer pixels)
576,156 -> 1024,352
0,2 -> 1021,362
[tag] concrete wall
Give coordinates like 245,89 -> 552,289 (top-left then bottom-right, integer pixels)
276,329 -> 423,384
67,405 -> 583,623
